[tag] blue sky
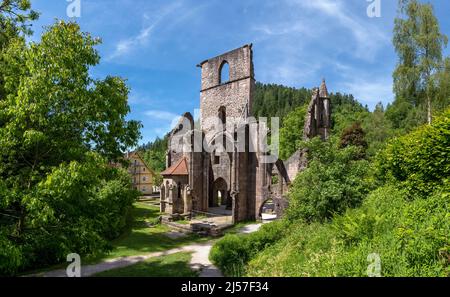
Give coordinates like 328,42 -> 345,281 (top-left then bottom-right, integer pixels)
29,0 -> 450,145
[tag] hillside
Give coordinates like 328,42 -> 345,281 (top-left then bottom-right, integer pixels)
210,109 -> 450,277
141,82 -> 368,168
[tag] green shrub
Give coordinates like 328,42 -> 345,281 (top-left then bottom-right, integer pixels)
246,185 -> 449,277
286,137 -> 373,222
376,108 -> 450,196
0,152 -> 139,275
0,233 -> 23,276
210,220 -> 288,276
395,187 -> 450,276
210,234 -> 250,276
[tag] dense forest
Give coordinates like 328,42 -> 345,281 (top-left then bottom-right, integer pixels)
210,0 -> 450,277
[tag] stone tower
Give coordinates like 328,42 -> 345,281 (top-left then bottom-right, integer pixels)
196,44 -> 258,222
303,79 -> 331,140
197,44 -> 255,138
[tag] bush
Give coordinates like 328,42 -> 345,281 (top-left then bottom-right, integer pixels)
286,137 -> 373,222
210,234 -> 250,276
339,122 -> 368,159
246,185 -> 450,277
0,152 -> 139,275
0,233 -> 23,276
210,220 -> 288,276
376,108 -> 450,196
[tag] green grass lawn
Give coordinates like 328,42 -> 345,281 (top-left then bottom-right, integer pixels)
85,202 -> 210,263
93,252 -> 198,277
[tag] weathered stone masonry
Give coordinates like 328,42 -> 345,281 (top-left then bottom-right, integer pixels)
160,44 -> 331,223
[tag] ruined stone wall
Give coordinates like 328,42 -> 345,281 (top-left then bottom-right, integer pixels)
199,44 -> 255,140
283,149 -> 308,182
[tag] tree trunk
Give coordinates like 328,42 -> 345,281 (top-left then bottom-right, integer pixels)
15,205 -> 26,237
427,92 -> 432,124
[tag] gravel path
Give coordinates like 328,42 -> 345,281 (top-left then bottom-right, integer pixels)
31,223 -> 262,277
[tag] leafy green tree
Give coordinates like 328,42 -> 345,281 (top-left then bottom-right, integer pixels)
331,98 -> 369,136
286,137 -> 373,223
0,0 -> 39,101
152,173 -> 163,187
0,0 -> 39,47
436,57 -> 450,112
0,21 -> 141,275
362,102 -> 394,157
377,107 -> 450,197
141,135 -> 168,173
279,105 -> 307,160
393,0 -> 448,125
339,122 -> 368,159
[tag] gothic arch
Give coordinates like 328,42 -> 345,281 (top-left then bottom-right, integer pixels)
210,177 -> 230,208
218,60 -> 230,84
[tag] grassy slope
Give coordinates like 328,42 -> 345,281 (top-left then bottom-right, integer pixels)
244,185 -> 449,277
93,252 -> 198,277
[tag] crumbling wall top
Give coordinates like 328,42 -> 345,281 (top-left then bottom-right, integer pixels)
198,44 -> 254,91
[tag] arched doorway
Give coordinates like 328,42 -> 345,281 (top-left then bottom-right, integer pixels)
210,177 -> 230,209
258,198 -> 278,222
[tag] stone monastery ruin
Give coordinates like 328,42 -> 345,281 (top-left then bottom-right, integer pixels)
160,44 -> 331,226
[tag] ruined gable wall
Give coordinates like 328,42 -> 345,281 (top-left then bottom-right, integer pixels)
199,44 -> 255,140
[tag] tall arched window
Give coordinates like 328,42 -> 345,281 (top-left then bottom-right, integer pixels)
219,61 -> 230,84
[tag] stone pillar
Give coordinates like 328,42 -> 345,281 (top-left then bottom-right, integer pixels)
168,183 -> 174,214
160,183 -> 166,213
184,185 -> 192,214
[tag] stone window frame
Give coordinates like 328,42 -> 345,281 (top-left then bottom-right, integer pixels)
218,60 -> 230,85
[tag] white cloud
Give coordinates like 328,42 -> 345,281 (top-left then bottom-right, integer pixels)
145,109 -> 183,128
252,22 -> 312,38
144,110 -> 180,121
108,1 -> 183,59
341,76 -> 394,108
286,0 -> 389,61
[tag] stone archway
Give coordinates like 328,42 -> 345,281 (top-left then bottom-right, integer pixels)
211,177 -> 229,208
258,198 -> 278,221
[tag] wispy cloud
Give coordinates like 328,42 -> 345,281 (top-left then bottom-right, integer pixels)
330,60 -> 394,108
291,0 -> 389,61
341,77 -> 394,108
108,1 -> 183,59
144,110 -> 180,121
143,109 -> 182,137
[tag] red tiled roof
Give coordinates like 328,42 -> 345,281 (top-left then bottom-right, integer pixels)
161,157 -> 189,176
